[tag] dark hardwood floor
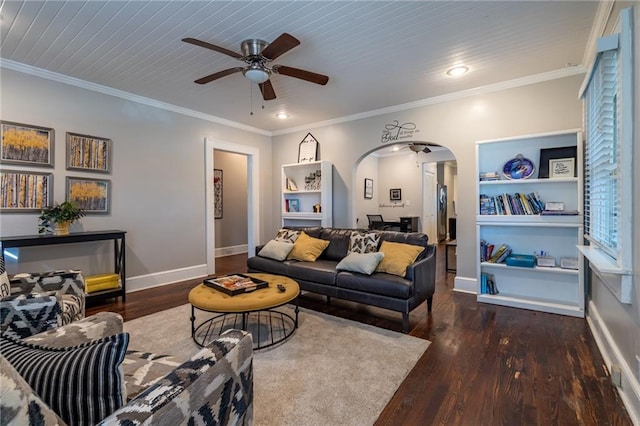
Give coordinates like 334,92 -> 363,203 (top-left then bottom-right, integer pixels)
87,245 -> 632,425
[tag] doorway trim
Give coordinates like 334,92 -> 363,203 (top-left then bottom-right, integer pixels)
205,138 -> 260,275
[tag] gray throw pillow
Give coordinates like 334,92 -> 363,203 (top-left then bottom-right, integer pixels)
258,240 -> 295,261
336,252 -> 385,275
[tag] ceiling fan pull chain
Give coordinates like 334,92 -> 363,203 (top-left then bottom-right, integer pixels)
250,82 -> 254,116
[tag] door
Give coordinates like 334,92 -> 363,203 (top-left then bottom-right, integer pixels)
422,168 -> 437,241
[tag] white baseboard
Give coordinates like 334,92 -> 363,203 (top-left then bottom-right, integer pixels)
127,264 -> 208,293
587,301 -> 640,424
215,244 -> 248,258
454,276 -> 477,294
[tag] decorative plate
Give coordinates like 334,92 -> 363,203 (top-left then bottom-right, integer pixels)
502,154 -> 535,180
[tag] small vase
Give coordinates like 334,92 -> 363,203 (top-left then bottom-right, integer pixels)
53,221 -> 71,236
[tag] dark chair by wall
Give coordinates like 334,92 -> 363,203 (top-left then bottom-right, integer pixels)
367,214 -> 391,230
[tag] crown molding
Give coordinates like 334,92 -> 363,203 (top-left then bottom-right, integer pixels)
0,59 -> 272,137
582,1 -> 616,70
272,66 -> 586,136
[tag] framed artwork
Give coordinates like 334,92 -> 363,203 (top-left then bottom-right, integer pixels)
390,188 -> 402,201
549,158 -> 575,178
66,176 -> 110,214
0,170 -> 52,212
364,178 -> 373,199
538,146 -> 577,178
288,199 -> 300,212
214,169 -> 223,219
66,132 -> 112,173
0,121 -> 54,167
298,133 -> 318,163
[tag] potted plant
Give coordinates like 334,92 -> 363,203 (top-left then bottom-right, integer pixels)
38,201 -> 86,235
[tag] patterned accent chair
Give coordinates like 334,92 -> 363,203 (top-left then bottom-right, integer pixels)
0,270 -> 86,338
1,312 -> 254,425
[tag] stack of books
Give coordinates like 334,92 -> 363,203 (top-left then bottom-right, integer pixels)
479,171 -> 500,181
479,192 -> 545,215
480,272 -> 499,294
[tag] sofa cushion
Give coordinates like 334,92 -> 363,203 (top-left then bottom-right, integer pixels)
348,230 -> 381,254
317,228 -> 353,261
247,255 -> 291,276
287,260 -> 339,285
288,232 -> 330,262
122,350 -> 181,401
336,252 -> 385,275
336,271 -> 412,299
275,228 -> 300,243
1,331 -> 129,426
0,355 -> 65,426
0,292 -> 62,339
258,240 -> 295,261
375,241 -> 424,277
284,226 -> 323,239
379,232 -> 428,260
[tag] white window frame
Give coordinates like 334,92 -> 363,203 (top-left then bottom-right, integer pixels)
577,7 -> 633,304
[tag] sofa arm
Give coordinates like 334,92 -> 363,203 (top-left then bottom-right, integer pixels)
23,312 -> 123,348
10,270 -> 86,323
406,244 -> 436,309
99,329 -> 253,426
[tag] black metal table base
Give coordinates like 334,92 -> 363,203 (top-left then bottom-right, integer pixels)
191,301 -> 299,350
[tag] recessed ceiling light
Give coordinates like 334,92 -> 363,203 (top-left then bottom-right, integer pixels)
275,113 -> 289,119
446,65 -> 469,77
392,146 -> 401,152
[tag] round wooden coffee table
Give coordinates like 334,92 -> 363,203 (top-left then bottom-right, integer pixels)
188,273 -> 300,350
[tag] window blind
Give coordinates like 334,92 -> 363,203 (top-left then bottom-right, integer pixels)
583,49 -> 619,258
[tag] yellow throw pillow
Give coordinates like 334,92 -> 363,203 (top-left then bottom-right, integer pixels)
288,231 -> 330,262
375,241 -> 424,277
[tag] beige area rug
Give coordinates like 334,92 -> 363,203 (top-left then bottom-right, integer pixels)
124,304 -> 430,426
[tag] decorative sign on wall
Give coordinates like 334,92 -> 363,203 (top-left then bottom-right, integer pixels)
298,133 -> 318,163
381,120 -> 419,144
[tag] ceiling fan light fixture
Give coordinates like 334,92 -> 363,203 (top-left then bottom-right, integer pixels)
243,65 -> 270,83
446,65 -> 469,77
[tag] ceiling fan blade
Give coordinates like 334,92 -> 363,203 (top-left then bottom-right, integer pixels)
261,33 -> 300,60
273,65 -> 329,85
194,67 -> 244,84
259,80 -> 276,101
182,37 -> 243,59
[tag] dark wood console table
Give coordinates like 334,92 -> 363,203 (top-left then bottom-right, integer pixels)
0,230 -> 127,302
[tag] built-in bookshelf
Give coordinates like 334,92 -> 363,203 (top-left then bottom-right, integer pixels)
475,129 -> 584,317
281,161 -> 332,227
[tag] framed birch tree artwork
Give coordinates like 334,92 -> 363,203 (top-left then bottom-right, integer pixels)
66,132 -> 112,173
0,170 -> 52,212
66,176 -> 111,214
0,121 -> 54,167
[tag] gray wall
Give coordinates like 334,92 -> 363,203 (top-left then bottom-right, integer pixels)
214,150 -> 248,249
272,75 -> 583,285
0,69 -> 272,286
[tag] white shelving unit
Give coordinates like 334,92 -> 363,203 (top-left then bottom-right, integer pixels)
475,129 -> 585,317
281,161 -> 332,227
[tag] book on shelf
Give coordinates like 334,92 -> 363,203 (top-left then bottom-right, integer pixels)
479,194 -> 496,215
286,178 -> 298,191
488,244 -> 511,263
479,192 -> 545,216
480,272 -> 499,295
540,209 -> 579,216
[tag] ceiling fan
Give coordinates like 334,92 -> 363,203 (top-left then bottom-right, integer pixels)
182,33 -> 329,101
405,142 -> 438,154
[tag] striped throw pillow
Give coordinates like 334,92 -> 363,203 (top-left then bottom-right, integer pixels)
0,331 -> 129,426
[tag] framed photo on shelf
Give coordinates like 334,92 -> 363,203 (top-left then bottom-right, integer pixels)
390,188 -> 402,201
0,170 -> 52,212
288,198 -> 300,212
66,132 -> 112,173
66,176 -> 111,214
549,158 -> 575,178
538,146 -> 577,178
364,178 -> 373,199
0,121 -> 54,167
214,169 -> 223,219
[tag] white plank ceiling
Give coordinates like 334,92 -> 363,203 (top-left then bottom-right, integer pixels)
1,1 -> 598,133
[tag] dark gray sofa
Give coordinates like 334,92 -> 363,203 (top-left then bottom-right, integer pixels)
247,227 -> 436,332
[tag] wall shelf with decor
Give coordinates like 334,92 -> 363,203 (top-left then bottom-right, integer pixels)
475,129 -> 584,317
281,161 -> 332,227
